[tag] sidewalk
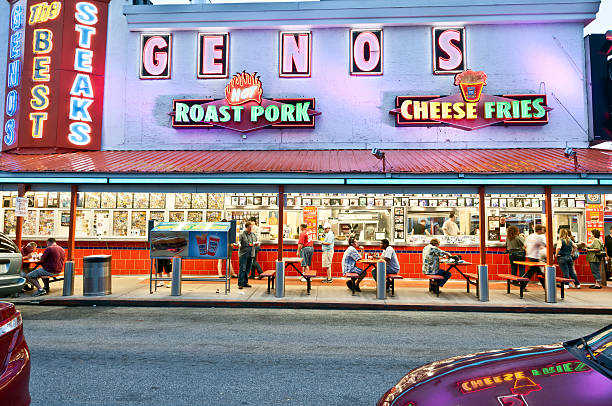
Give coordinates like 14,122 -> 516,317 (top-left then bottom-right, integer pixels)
8,276 -> 612,314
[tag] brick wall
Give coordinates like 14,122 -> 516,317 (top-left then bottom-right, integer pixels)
28,240 -> 600,283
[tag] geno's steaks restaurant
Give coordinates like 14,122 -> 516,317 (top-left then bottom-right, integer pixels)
0,0 -> 611,298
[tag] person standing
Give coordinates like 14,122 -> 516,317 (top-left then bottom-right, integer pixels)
422,238 -> 452,291
217,219 -> 238,278
342,237 -> 365,292
555,228 -> 580,289
321,223 -> 334,283
411,219 -> 430,235
248,217 -> 263,280
25,238 -> 65,297
586,229 -> 604,289
296,223 -> 314,280
155,258 -> 172,288
506,226 -> 526,277
442,213 -> 459,236
238,221 -> 256,289
376,239 -> 400,290
522,225 -> 547,291
604,228 -> 612,281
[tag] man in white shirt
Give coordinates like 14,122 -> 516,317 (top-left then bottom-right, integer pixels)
522,224 -> 547,290
321,223 -> 334,283
442,213 -> 459,236
376,239 -> 400,291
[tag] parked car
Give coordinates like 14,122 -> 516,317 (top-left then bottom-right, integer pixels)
0,302 -> 30,405
378,324 -> 612,406
0,253 -> 26,298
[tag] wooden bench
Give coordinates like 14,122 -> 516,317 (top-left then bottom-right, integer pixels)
41,273 -> 64,293
463,272 -> 480,296
344,272 -> 361,295
386,274 -> 403,297
427,274 -> 446,297
556,277 -> 575,299
303,271 -> 317,295
261,270 -> 276,294
498,273 -> 530,299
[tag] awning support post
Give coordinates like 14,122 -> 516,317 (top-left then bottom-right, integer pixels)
477,186 -> 489,302
68,185 -> 78,261
277,185 -> 284,262
544,186 -> 557,303
15,184 -> 30,250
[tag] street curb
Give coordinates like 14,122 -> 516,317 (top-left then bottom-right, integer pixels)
13,297 -> 612,315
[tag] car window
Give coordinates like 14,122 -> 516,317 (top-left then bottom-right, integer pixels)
564,324 -> 612,379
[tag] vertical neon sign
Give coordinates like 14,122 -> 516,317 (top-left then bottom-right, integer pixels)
3,0 -> 26,147
350,29 -> 383,75
279,31 -> 311,77
432,27 -> 466,74
2,0 -> 109,153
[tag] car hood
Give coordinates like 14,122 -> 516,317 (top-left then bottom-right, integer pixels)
379,343 -> 588,406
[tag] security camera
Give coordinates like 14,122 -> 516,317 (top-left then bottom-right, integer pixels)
564,147 -> 576,158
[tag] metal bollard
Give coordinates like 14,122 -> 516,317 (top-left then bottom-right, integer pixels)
376,261 -> 386,300
275,260 -> 285,298
171,257 -> 182,296
545,266 -> 556,303
62,261 -> 75,296
478,265 -> 489,302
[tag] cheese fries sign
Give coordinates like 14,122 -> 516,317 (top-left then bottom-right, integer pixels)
390,70 -> 551,130
171,71 -> 320,133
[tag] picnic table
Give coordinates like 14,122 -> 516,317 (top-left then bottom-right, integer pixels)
440,259 -> 479,296
283,257 -> 316,294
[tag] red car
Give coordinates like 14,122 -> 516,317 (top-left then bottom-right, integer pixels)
378,324 -> 612,406
0,302 -> 30,406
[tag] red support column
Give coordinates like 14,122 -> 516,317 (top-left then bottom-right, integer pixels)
277,185 -> 284,261
15,184 -> 29,250
67,185 -> 78,261
479,186 -> 486,265
545,186 -> 554,266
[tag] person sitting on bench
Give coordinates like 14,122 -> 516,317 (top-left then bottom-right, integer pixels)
422,238 -> 452,291
342,237 -> 365,292
374,239 -> 400,290
25,238 -> 65,297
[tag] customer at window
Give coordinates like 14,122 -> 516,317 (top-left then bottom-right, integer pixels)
422,238 -> 452,291
238,221 -> 256,289
411,219 -> 430,235
375,239 -> 400,290
342,237 -> 365,291
296,223 -> 314,280
442,213 -> 459,236
248,217 -> 263,280
321,223 -> 334,283
25,238 -> 65,297
586,229 -> 604,289
506,226 -> 526,278
555,228 -> 580,289
521,225 -> 547,291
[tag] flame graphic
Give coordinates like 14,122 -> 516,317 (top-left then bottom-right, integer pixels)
224,71 -> 263,106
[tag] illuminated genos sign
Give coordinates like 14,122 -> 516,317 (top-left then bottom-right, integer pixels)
389,70 -> 551,130
433,27 -> 466,74
171,71 -> 320,133
140,33 -> 171,79
350,29 -> 383,75
2,0 -> 109,153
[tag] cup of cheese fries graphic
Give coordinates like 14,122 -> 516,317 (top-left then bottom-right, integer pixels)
455,70 -> 488,103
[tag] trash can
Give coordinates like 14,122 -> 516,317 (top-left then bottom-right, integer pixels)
83,255 -> 112,296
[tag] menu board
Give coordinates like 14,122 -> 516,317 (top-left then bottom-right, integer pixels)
302,206 -> 318,241
150,222 -> 231,259
394,207 -> 405,240
586,197 -> 604,244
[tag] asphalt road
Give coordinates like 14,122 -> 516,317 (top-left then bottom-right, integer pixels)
17,306 -> 611,406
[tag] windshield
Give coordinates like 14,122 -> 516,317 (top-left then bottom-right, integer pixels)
564,324 -> 612,380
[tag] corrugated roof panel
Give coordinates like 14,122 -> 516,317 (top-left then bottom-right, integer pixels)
1,149 -> 611,175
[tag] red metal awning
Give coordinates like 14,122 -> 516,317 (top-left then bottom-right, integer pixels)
0,149 -> 611,174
